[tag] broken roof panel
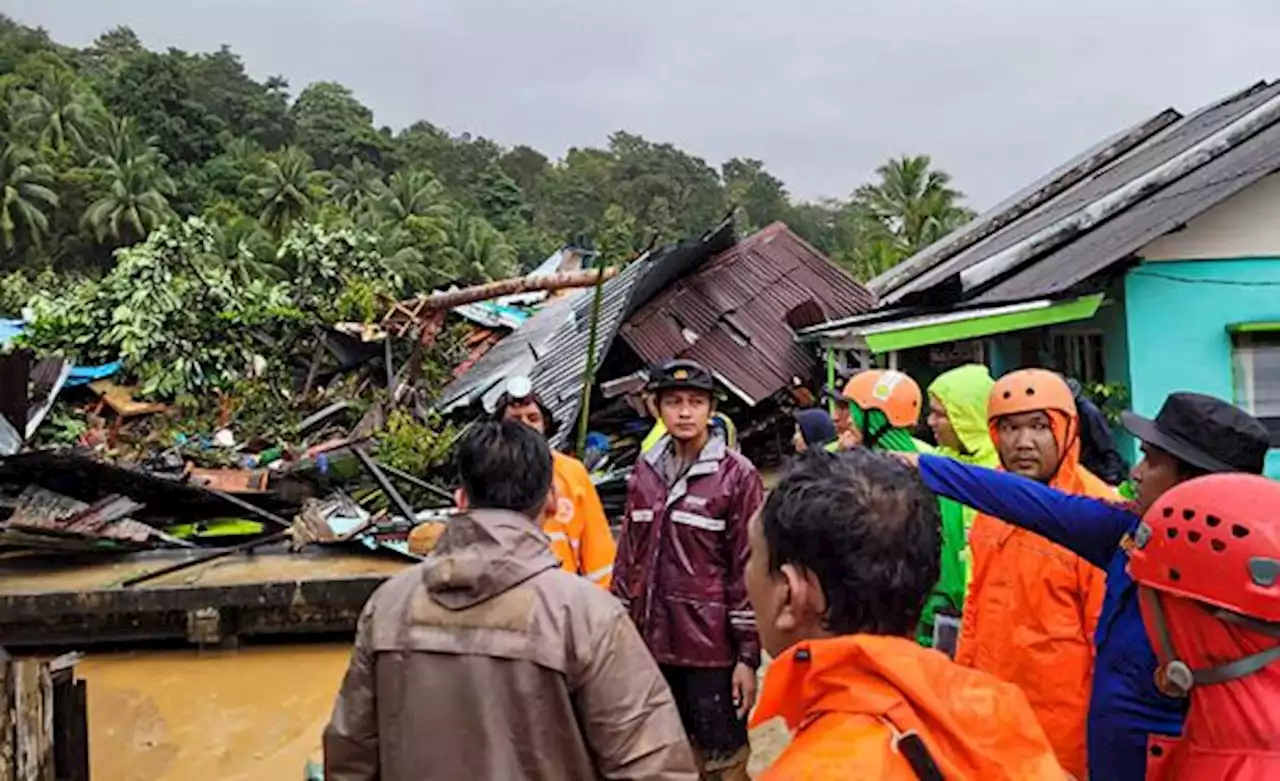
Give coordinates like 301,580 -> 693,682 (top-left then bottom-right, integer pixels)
875,79 -> 1280,306
439,219 -> 737,449
620,223 -> 874,405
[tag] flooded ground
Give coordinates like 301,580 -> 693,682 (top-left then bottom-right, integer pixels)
77,644 -> 350,781
76,642 -> 788,779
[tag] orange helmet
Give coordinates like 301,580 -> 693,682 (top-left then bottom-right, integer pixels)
841,370 -> 922,428
987,369 -> 1077,422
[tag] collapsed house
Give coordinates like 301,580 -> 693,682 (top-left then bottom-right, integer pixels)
437,217 -> 875,515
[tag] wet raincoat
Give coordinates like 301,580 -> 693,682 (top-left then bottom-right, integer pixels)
750,634 -> 1068,779
917,459 -> 1187,780
954,407 -> 1113,779
1140,593 -> 1280,780
847,402 -> 966,650
547,451 -> 617,588
324,508 -> 697,780
926,365 -> 998,595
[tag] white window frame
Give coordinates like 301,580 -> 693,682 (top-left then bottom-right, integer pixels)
1231,330 -> 1280,447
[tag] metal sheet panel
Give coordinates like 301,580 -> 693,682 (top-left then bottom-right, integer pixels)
886,80 -> 1280,305
620,224 -> 874,404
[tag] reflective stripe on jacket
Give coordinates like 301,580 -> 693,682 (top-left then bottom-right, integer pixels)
612,433 -> 764,668
546,452 -> 617,588
750,635 -> 1068,780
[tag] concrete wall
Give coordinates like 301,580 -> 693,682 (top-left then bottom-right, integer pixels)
1141,174 -> 1280,261
1124,258 -> 1280,476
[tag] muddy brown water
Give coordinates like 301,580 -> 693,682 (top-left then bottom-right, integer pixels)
78,644 -> 789,779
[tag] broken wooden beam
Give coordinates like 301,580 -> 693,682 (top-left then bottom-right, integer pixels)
382,267 -> 620,337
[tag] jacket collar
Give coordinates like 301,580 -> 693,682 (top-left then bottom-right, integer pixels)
424,508 -> 560,610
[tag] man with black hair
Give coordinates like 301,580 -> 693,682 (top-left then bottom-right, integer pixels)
613,359 -> 763,781
325,420 -> 697,781
746,450 -> 1065,779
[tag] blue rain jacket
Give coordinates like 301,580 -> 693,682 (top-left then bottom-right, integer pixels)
919,455 -> 1188,781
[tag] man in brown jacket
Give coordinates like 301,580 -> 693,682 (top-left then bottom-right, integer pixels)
323,420 -> 697,780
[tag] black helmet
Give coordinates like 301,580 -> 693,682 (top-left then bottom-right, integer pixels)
647,359 -> 716,394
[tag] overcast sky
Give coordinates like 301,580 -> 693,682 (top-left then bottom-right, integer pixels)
7,0 -> 1279,207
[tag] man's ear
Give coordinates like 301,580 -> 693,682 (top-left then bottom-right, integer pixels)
454,487 -> 468,510
779,563 -> 826,631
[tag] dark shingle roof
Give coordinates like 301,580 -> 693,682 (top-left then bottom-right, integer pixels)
874,79 -> 1280,306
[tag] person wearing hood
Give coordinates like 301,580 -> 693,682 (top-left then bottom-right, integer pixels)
324,420 -> 697,780
830,370 -> 966,652
791,408 -> 837,453
494,376 -> 616,589
746,450 -> 1067,780
948,369 -> 1114,778
926,364 -> 998,596
1129,472 -> 1280,780
926,364 -> 999,469
903,391 -> 1272,780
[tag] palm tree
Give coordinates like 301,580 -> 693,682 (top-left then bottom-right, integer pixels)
247,147 -> 327,238
17,69 -> 101,155
92,116 -> 162,169
374,169 -> 451,224
442,214 -> 517,282
854,155 -> 975,259
83,153 -> 176,246
0,141 -> 60,253
330,158 -> 384,211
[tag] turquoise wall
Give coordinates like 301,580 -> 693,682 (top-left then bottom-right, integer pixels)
1124,259 -> 1280,477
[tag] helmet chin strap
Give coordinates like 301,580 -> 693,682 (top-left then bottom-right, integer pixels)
1140,586 -> 1280,699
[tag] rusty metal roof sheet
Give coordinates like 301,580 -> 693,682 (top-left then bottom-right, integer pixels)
620,223 -> 874,405
5,486 -> 152,544
875,79 -> 1280,306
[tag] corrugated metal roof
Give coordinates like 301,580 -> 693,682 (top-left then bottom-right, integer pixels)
874,79 -> 1280,306
440,219 -> 737,449
620,223 -> 874,405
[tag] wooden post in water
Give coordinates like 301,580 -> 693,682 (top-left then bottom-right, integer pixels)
0,651 -> 89,781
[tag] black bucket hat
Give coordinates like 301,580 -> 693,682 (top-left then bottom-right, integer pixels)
1122,392 -> 1270,474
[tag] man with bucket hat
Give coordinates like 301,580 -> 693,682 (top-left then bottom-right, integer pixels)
900,390 -> 1271,779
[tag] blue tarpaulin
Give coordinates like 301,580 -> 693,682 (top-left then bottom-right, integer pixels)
0,319 -> 122,386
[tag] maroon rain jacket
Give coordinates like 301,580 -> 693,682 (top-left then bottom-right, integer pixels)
612,433 -> 764,669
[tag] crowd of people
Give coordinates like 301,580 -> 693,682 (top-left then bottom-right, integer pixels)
323,357 -> 1279,780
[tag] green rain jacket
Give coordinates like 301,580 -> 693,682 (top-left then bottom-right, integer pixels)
844,403 -> 963,649
926,365 -> 999,598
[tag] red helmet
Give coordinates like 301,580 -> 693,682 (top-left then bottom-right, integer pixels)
1130,473 -> 1280,623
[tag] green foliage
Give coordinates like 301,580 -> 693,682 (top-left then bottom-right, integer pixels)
22,218 -> 304,397
1083,381 -> 1131,426
0,15 -> 979,324
373,408 -> 459,480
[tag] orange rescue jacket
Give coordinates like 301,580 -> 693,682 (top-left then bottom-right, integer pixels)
751,635 -> 1068,780
957,410 -> 1114,778
545,452 -> 617,588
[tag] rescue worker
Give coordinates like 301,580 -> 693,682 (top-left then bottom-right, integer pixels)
746,450 -> 1067,780
927,363 -> 999,469
830,369 -> 966,652
949,369 -> 1114,777
906,391 -> 1272,779
642,394 -> 738,451
324,421 -> 698,780
1130,473 -> 1280,780
494,376 -> 616,588
791,407 -> 837,453
926,363 -> 998,595
612,359 -> 764,781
